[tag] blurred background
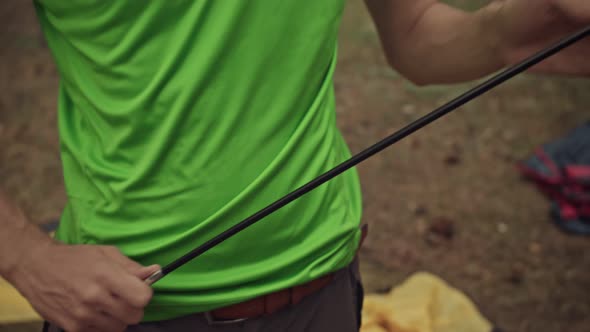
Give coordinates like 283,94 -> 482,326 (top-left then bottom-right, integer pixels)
1,1 -> 589,331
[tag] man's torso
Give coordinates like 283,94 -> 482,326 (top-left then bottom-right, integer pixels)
34,0 -> 362,321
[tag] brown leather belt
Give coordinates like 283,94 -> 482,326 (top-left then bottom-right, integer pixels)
206,224 -> 368,324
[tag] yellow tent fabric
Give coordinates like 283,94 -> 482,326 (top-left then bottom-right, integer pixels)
0,277 -> 41,324
361,272 -> 492,332
1,272 -> 491,331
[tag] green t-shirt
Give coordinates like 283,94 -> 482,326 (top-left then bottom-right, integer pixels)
34,0 -> 362,321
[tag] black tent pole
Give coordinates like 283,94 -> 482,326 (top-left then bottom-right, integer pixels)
146,26 -> 590,285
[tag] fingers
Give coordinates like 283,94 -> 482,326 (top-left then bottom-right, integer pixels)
44,292 -> 139,332
96,246 -> 157,307
98,246 -> 161,281
99,263 -> 154,308
52,310 -> 126,332
135,264 -> 161,280
89,312 -> 128,332
12,243 -> 157,332
98,292 -> 145,325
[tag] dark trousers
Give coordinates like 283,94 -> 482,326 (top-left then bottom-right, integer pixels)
44,258 -> 364,332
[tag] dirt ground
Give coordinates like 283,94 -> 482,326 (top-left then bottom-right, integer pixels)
1,1 -> 589,332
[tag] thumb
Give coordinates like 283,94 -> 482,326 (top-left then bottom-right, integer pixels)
134,264 -> 161,280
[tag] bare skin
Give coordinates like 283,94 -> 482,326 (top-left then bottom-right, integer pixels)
0,193 -> 158,332
1,0 -> 589,331
365,0 -> 590,85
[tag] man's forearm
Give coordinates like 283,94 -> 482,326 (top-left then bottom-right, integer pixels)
367,1 -> 505,85
0,191 -> 53,281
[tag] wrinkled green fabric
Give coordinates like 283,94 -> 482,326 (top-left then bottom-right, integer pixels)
34,0 -> 362,321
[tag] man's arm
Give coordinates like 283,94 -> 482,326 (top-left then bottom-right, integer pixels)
0,192 -> 52,279
365,0 -> 590,85
0,191 -> 157,332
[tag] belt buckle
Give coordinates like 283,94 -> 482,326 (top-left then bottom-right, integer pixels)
204,311 -> 249,325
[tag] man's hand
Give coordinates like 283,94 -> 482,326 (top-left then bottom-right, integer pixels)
0,192 -> 158,332
8,243 -> 159,332
495,0 -> 590,75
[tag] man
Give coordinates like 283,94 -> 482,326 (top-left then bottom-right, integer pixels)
0,1 -> 588,331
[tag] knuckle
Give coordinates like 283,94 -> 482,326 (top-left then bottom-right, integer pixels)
81,285 -> 103,304
131,285 -> 153,307
139,287 -> 154,306
73,307 -> 92,322
93,267 -> 111,284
